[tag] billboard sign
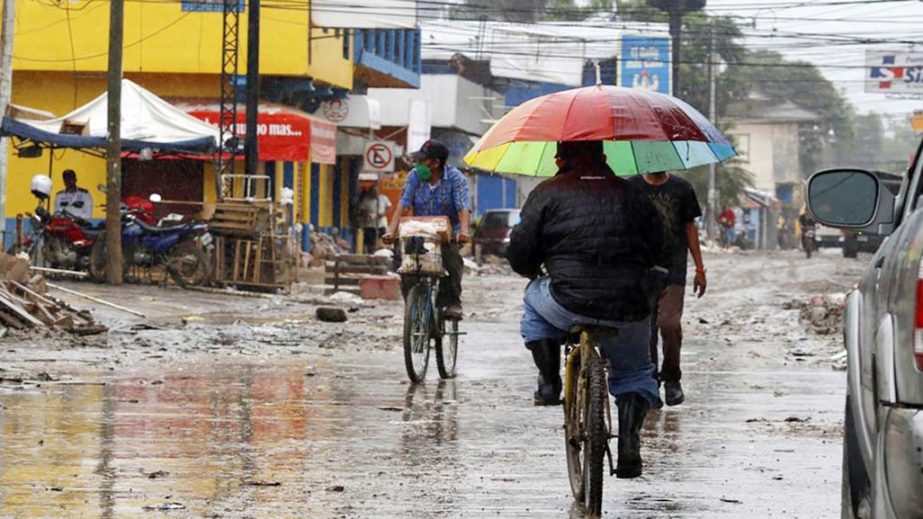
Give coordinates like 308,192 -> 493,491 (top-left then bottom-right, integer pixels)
866,51 -> 923,94
620,35 -> 671,95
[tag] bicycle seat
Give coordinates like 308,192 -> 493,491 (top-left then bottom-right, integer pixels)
568,324 -> 590,335
566,324 -> 619,345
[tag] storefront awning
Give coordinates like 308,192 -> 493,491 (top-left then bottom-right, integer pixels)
1,79 -> 220,155
174,100 -> 337,164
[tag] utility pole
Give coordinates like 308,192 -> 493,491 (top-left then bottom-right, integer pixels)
647,0 -> 706,97
707,21 -> 718,240
244,0 -> 260,192
105,0 -> 124,284
0,0 -> 15,248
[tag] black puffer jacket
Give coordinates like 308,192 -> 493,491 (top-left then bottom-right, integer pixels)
506,166 -> 663,322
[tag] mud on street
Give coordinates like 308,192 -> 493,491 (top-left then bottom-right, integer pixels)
0,249 -> 864,518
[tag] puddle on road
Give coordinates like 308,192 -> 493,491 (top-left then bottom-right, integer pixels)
0,361 -> 467,518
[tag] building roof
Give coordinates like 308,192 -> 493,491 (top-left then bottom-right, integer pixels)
726,99 -> 820,124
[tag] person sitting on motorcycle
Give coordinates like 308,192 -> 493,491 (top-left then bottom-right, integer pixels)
382,139 -> 471,320
54,169 -> 93,221
506,140 -> 663,479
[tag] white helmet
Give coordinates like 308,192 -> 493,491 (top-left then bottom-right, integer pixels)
31,174 -> 52,200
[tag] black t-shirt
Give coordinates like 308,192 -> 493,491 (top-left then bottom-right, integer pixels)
628,174 -> 702,285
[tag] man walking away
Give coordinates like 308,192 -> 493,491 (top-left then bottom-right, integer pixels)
507,140 -> 663,478
628,171 -> 706,407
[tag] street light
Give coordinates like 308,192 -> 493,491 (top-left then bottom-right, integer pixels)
646,0 -> 706,96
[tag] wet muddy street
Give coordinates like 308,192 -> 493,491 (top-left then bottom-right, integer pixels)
0,250 -> 864,518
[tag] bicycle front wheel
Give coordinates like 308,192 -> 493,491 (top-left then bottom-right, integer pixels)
565,349 -> 607,516
403,283 -> 431,383
435,318 -> 458,379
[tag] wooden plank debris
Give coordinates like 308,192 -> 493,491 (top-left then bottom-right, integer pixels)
0,280 -> 107,335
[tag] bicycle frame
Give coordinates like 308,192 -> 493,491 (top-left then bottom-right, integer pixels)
406,274 -> 440,332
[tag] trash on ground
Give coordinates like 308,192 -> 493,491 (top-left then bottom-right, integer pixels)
785,293 -> 846,335
316,307 -> 348,323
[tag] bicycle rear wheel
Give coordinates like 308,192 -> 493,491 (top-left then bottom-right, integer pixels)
565,349 -> 607,516
403,283 -> 431,383
435,319 -> 458,379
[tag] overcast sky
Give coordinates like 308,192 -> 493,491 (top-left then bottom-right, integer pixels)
585,0 -> 923,122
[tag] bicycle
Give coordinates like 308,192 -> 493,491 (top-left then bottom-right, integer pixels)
563,325 -> 616,517
396,231 -> 465,383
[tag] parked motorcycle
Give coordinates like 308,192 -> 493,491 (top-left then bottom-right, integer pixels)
11,176 -> 162,272
89,195 -> 213,287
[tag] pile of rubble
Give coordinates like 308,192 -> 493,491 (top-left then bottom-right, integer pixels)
784,293 -> 847,335
0,254 -> 106,336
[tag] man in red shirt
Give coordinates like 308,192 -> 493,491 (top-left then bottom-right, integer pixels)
716,207 -> 736,248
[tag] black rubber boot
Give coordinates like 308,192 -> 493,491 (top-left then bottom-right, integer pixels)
527,340 -> 561,406
615,392 -> 649,479
664,381 -> 685,406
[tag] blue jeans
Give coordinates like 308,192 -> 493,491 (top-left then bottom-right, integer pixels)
723,226 -> 736,246
520,277 -> 659,404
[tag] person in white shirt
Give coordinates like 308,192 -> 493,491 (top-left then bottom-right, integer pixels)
359,186 -> 392,252
54,169 -> 93,221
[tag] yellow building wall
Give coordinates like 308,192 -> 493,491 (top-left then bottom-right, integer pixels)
7,0 -> 352,89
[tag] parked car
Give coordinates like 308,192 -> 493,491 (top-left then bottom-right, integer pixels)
473,209 -> 520,259
806,161 -> 923,518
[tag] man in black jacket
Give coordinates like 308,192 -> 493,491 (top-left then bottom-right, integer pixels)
506,140 -> 663,479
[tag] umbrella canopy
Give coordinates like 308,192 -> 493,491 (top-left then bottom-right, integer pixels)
463,85 -> 736,176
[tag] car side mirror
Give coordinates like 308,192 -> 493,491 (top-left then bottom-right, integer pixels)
807,169 -> 895,235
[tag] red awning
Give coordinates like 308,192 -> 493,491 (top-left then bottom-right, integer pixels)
174,100 -> 336,164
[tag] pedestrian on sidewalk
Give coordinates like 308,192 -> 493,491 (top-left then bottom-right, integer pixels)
717,206 -> 736,249
359,186 -> 391,253
628,171 -> 707,407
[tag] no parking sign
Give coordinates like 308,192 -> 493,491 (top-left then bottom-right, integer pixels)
363,141 -> 395,172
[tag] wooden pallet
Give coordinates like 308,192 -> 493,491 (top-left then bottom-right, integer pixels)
207,200 -> 296,292
324,254 -> 390,295
208,203 -> 271,236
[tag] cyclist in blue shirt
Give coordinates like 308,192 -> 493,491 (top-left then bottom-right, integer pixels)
382,139 -> 472,320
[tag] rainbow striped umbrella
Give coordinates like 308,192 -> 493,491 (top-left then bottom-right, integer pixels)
463,85 -> 736,177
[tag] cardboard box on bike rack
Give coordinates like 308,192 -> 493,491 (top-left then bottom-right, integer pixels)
397,216 -> 449,276
398,216 -> 451,243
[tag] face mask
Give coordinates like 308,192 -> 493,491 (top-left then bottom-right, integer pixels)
415,164 -> 432,181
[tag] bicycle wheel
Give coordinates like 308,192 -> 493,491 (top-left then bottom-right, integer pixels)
435,318 -> 458,379
403,283 -> 431,383
582,352 -> 607,516
565,348 -> 607,516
